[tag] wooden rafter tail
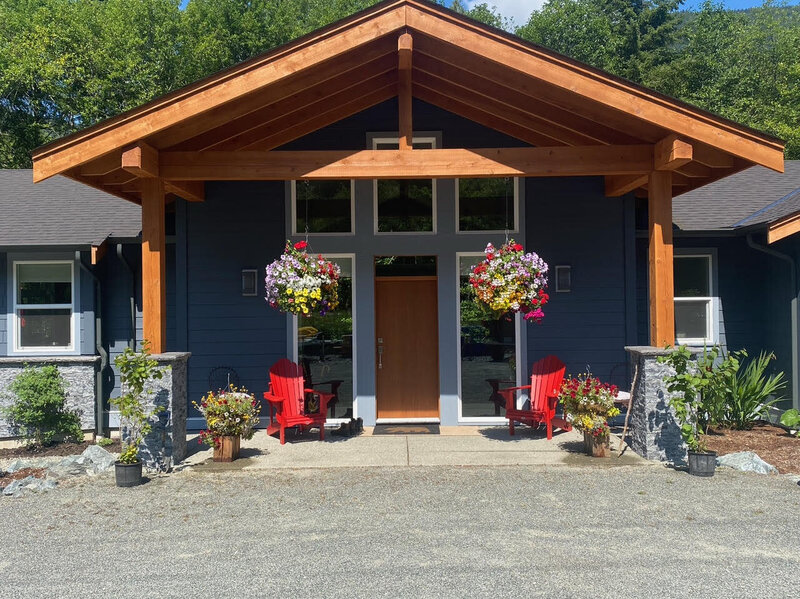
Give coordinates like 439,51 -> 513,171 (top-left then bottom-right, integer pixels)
90,240 -> 108,265
768,213 -> 800,244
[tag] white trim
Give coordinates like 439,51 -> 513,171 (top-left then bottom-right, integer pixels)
376,417 -> 440,424
674,253 -> 716,346
11,260 -> 77,354
372,136 -> 437,235
290,179 -> 356,236
455,177 -> 519,234
454,252 -> 521,424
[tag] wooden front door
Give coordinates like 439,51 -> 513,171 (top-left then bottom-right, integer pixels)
375,276 -> 440,419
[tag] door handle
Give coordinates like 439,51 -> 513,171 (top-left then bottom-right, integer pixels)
377,345 -> 384,370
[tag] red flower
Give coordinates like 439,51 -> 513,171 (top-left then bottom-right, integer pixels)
294,241 -> 308,250
487,253 -> 495,260
513,244 -> 523,251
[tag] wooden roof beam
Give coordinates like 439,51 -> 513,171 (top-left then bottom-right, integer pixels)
605,175 -> 648,197
158,145 -> 655,180
122,142 -> 159,178
654,135 -> 692,171
768,213 -> 800,244
398,32 -> 413,151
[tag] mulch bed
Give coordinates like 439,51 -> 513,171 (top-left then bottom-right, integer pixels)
701,422 -> 800,474
0,440 -> 121,460
0,467 -> 48,488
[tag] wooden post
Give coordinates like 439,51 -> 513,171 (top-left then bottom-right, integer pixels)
141,178 -> 167,353
648,171 -> 675,347
398,33 -> 413,151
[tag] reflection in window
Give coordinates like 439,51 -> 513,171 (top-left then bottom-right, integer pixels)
15,262 -> 73,349
294,180 -> 352,234
459,255 -> 516,418
297,257 -> 354,418
674,255 -> 713,343
458,178 -> 515,232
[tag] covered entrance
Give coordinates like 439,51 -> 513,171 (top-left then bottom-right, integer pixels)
375,256 -> 440,420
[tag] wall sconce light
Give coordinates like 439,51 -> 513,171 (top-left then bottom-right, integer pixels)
241,269 -> 258,296
555,265 -> 571,293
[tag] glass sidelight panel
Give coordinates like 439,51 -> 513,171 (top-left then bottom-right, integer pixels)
297,257 -> 354,418
459,255 -> 517,418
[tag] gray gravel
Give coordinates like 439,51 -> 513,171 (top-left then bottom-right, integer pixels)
2,464 -> 799,598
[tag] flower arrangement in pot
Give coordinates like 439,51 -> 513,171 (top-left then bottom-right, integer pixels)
469,239 -> 549,323
193,387 -> 260,462
265,240 -> 340,317
111,341 -> 164,487
559,374 -> 621,458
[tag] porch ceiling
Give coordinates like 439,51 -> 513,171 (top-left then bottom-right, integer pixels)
31,0 -> 784,205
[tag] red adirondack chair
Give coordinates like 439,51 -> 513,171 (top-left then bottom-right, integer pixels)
499,355 -> 571,440
263,358 -> 333,445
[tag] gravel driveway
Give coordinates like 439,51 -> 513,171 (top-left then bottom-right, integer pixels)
2,464 -> 799,598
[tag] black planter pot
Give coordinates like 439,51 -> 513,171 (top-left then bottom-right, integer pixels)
115,460 -> 143,487
687,451 -> 717,477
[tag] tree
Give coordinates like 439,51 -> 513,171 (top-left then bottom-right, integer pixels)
450,1 -> 512,30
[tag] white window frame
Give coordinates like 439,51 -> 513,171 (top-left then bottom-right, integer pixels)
455,252 -> 523,424
289,253 -> 357,424
372,136 -> 437,235
674,253 -> 717,346
455,177 -> 519,234
290,179 -> 355,236
11,260 -> 77,354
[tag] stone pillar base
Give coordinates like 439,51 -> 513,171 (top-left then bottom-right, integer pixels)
625,346 -> 696,464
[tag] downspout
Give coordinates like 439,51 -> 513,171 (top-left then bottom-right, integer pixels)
116,244 -> 136,350
746,233 -> 799,409
77,251 -> 108,438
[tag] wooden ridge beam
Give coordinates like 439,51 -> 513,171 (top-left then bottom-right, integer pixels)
122,142 -> 159,178
398,32 -> 413,151
158,145 -> 655,180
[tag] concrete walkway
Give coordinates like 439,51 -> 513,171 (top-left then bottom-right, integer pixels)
180,426 -> 651,471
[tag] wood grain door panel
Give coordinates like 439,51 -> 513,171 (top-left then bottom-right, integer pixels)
375,277 -> 439,419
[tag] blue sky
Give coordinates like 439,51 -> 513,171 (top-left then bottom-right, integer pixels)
459,1 -> 800,27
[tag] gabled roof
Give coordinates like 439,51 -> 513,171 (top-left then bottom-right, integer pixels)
32,0 -> 784,203
0,170 -> 140,247
673,161 -> 800,232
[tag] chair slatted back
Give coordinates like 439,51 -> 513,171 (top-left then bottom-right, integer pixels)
530,355 -> 566,413
269,358 -> 305,417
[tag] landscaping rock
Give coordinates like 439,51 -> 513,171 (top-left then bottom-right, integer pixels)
2,475 -> 57,498
716,451 -> 778,475
81,445 -> 116,473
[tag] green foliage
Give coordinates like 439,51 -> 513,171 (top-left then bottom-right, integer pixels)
450,0 -> 512,30
97,436 -> 114,447
2,364 -> 83,446
780,408 -> 800,437
111,341 -> 164,464
725,351 -> 785,429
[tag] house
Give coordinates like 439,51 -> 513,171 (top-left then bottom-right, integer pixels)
4,0 -> 792,461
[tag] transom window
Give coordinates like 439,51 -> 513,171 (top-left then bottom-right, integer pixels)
674,254 -> 714,345
456,177 -> 517,233
373,137 -> 436,234
13,261 -> 75,351
292,180 -> 354,234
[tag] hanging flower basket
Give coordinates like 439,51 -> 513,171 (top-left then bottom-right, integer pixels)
469,239 -> 549,323
265,240 -> 340,317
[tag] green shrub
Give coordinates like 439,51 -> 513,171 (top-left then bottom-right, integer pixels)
780,409 -> 800,437
724,351 -> 785,429
3,364 -> 83,446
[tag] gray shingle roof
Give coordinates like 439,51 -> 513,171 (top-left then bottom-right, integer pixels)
0,170 -> 140,247
673,161 -> 800,231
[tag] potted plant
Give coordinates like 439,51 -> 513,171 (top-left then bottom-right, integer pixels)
468,239 -> 549,323
193,386 -> 260,462
111,341 -> 164,487
265,240 -> 340,317
657,345 -> 737,477
559,373 -> 621,457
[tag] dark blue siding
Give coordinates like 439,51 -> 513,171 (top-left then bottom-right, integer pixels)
185,182 -> 286,416
526,177 -> 630,387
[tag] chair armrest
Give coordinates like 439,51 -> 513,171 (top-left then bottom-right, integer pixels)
262,391 -> 284,405
498,385 -> 532,412
498,385 -> 532,393
304,389 -> 335,413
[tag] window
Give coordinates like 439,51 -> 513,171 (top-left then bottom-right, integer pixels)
373,137 -> 436,233
456,177 -> 517,232
296,256 -> 354,419
674,254 -> 714,345
13,261 -> 75,351
292,180 -> 354,234
458,254 -> 518,419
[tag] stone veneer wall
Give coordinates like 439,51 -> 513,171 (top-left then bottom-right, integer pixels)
0,356 -> 99,439
133,352 -> 190,472
625,346 -> 701,464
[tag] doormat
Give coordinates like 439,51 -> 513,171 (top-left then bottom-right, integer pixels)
373,424 -> 440,435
